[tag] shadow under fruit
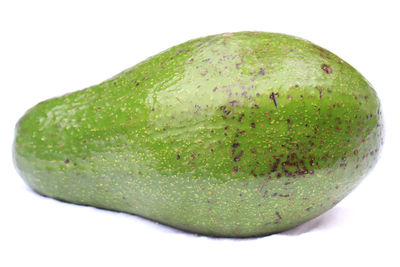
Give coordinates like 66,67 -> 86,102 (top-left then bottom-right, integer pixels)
13,32 -> 383,237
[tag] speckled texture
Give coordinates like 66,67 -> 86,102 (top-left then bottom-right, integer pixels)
13,32 -> 383,237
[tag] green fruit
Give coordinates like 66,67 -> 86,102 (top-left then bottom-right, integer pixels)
13,32 -> 383,237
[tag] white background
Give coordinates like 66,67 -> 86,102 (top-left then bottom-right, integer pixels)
1,1 -> 399,266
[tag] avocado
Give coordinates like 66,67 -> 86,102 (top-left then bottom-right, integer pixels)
13,32 -> 383,237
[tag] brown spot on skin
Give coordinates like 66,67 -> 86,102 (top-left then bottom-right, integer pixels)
275,211 -> 282,220
271,158 -> 280,172
238,113 -> 245,122
270,92 -> 279,108
174,50 -> 184,56
321,64 -> 332,74
233,151 -> 244,162
229,100 -> 238,106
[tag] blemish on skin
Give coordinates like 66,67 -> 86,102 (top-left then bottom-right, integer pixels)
177,154 -> 181,160
321,64 -> 333,74
64,159 -> 70,164
271,158 -> 280,172
234,151 -> 244,162
238,113 -> 245,122
251,122 -> 256,129
275,211 -> 282,220
270,92 -> 279,109
229,100 -> 238,106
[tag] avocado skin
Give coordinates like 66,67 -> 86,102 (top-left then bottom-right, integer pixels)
13,32 -> 383,237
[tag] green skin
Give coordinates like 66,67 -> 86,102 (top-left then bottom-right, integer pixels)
13,32 -> 383,237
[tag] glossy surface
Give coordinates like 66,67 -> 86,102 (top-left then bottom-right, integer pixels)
13,32 -> 383,237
